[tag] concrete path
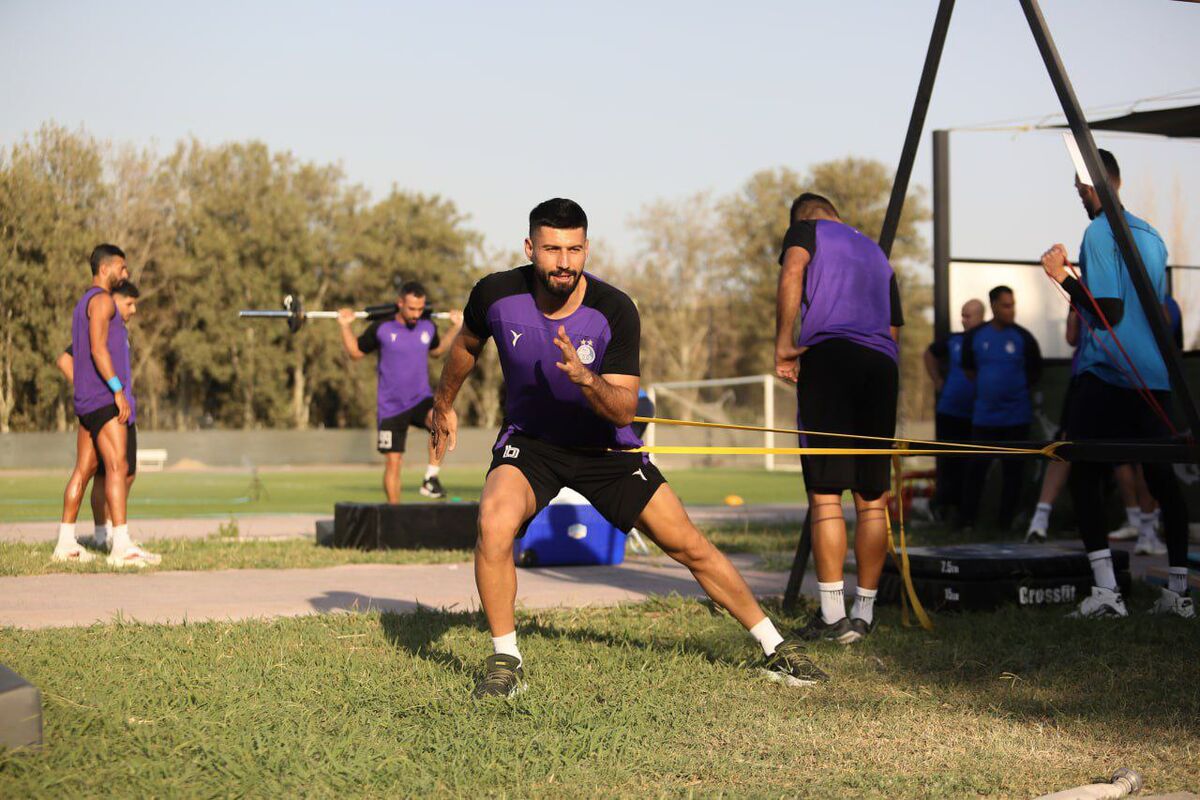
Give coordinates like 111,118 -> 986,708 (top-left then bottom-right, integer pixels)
0,554 -> 805,630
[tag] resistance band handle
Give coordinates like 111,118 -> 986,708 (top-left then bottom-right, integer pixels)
106,376 -> 123,393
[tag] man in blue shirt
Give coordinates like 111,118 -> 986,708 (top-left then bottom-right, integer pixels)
925,299 -> 985,521
959,286 -> 1042,530
1041,148 -> 1193,619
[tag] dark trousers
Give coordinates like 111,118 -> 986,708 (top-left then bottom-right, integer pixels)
960,423 -> 1030,529
933,413 -> 973,512
1067,373 -> 1189,567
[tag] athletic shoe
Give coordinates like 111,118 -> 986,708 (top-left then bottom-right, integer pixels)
1067,586 -> 1129,618
419,476 -> 447,499
797,614 -> 857,644
760,640 -> 829,686
1135,530 -> 1168,556
1107,524 -> 1139,541
106,543 -> 161,569
1149,588 -> 1195,619
472,654 -> 525,699
1024,524 -> 1048,544
847,617 -> 876,642
51,544 -> 96,563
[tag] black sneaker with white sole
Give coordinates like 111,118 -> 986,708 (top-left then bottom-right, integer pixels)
848,617 -> 876,642
419,475 -> 447,499
760,639 -> 830,686
798,614 -> 857,644
472,654 -> 525,699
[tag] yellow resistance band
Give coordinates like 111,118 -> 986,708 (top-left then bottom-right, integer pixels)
630,444 -> 1065,460
886,454 -> 933,631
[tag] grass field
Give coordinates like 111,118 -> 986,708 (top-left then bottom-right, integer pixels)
0,466 -> 803,522
1,596 -> 1197,798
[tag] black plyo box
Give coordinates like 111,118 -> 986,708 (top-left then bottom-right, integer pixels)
332,502 -> 478,550
882,542 -> 1131,581
879,571 -> 1132,612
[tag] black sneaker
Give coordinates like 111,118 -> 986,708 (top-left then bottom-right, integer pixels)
419,475 -> 447,499
472,654 -> 525,699
798,614 -> 858,644
760,639 -> 829,687
848,617 -> 876,642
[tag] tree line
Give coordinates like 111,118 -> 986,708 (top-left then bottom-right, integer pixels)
1,123 -> 932,433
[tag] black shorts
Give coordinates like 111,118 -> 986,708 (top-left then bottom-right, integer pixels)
797,339 -> 898,499
1068,372 -> 1173,443
487,434 -> 667,533
78,405 -> 137,477
377,397 -> 435,453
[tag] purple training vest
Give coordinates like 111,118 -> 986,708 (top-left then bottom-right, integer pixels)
71,286 -> 135,422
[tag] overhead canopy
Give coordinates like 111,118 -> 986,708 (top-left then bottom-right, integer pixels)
1048,103 -> 1200,139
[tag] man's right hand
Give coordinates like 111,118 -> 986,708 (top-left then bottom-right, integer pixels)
430,404 -> 458,461
115,391 -> 130,425
337,308 -> 355,327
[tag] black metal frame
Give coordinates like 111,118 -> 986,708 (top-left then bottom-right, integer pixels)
784,0 -> 1200,613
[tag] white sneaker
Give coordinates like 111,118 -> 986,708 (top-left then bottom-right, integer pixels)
1107,524 -> 1139,541
1067,586 -> 1129,618
1135,530 -> 1168,556
1150,588 -> 1195,619
106,543 -> 162,568
1025,524 -> 1047,543
52,543 -> 96,563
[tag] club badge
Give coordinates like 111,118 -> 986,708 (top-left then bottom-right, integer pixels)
421,331 -> 432,345
576,338 -> 596,365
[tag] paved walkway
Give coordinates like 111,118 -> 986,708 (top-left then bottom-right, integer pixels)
0,554 -> 808,630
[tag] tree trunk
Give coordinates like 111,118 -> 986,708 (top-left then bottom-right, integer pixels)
292,350 -> 308,429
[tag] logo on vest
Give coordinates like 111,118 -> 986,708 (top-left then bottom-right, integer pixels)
503,444 -> 520,459
576,338 -> 596,365
390,333 -> 397,342
1005,341 -> 1016,354
510,330 -> 523,347
421,331 -> 431,345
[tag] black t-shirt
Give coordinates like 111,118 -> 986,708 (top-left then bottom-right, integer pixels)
778,220 -> 904,327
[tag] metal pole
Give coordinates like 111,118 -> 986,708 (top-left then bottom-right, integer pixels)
878,0 -> 957,259
1019,0 -> 1200,448
763,374 -> 776,472
932,129 -> 952,342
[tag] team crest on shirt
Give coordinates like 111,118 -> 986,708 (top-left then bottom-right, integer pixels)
576,338 -> 596,365
420,331 -> 432,345
390,333 -> 397,342
1005,341 -> 1016,354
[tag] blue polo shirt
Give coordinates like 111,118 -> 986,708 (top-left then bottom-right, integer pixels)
929,332 -> 975,419
1074,211 -> 1169,391
961,322 -> 1042,427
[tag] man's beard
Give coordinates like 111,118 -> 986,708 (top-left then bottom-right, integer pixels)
536,267 -> 582,297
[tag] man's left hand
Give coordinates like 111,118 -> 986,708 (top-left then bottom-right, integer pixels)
553,325 -> 594,387
1041,244 -> 1070,283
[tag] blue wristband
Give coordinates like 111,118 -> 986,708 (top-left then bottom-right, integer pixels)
107,376 -> 123,393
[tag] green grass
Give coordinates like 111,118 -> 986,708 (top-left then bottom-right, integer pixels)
1,597 -> 1197,798
0,467 -> 802,522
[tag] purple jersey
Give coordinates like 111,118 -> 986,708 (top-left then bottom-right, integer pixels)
71,286 -> 136,422
463,265 -> 642,450
358,317 -> 439,420
778,219 -> 903,361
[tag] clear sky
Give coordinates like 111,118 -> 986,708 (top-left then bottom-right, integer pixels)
3,0 -> 1199,274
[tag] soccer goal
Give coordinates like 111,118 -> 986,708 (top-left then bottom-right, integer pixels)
643,375 -> 801,472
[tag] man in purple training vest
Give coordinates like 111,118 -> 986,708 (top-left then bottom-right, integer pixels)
338,282 -> 463,503
64,244 -> 160,567
431,198 -> 828,698
775,193 -> 903,645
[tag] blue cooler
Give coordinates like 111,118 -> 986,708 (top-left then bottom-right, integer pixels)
514,489 -> 626,567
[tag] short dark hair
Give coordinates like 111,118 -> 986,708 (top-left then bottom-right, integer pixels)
529,198 -> 588,237
89,244 -> 125,276
989,285 -> 1013,304
112,280 -> 139,298
790,193 -> 840,222
1098,148 -> 1120,183
399,280 -> 426,299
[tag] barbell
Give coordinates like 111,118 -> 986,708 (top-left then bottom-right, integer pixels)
239,295 -> 451,334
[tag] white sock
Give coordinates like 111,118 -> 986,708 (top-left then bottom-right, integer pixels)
1124,506 -> 1140,528
1168,567 -> 1189,595
852,587 -> 878,625
1137,511 -> 1159,538
56,523 -> 77,549
424,465 -> 440,480
749,617 -> 785,656
492,631 -> 521,664
818,580 -> 846,624
110,524 -> 132,554
1088,549 -> 1119,591
1030,502 -> 1052,530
